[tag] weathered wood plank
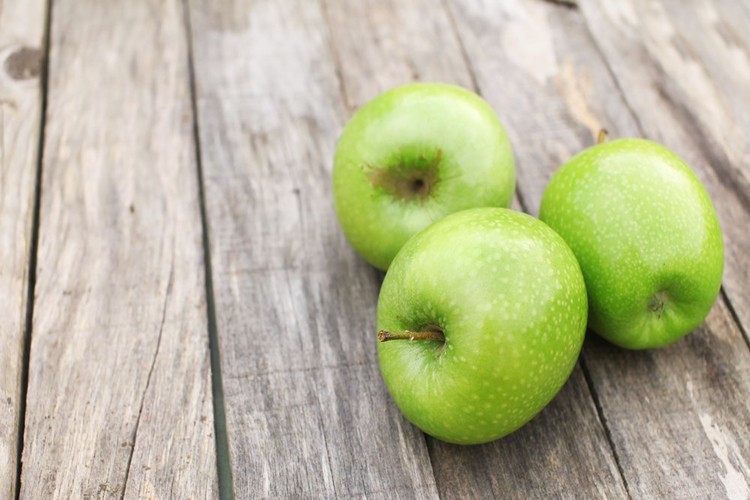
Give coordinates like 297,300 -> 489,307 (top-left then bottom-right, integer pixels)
569,0 -> 750,496
322,0 -> 474,107
0,1 -> 46,498
583,298 -> 750,498
19,0 -> 217,497
447,0 -> 750,497
187,0 -> 438,496
445,0 -> 639,209
324,0 -> 628,497
425,370 -> 623,499
577,0 -> 750,339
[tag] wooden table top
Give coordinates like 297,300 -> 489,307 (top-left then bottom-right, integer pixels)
2,0 -> 749,498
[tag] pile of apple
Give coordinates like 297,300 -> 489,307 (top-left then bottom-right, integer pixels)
332,83 -> 724,445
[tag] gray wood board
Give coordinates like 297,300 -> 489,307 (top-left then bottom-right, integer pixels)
574,0 -> 750,496
583,299 -> 750,498
19,0 -> 217,497
0,1 -> 46,498
187,0 -> 438,497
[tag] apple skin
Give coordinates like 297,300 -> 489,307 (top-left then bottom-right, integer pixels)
377,208 -> 587,445
540,139 -> 724,349
333,83 -> 515,270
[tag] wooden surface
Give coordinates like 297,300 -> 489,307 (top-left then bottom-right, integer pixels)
1,0 -> 749,498
0,1 -> 46,498
16,0 -> 217,497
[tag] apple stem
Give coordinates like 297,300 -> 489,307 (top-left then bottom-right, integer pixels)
597,128 -> 609,145
378,329 -> 445,342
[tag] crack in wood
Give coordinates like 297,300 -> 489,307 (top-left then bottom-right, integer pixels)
319,0 -> 353,112
721,287 -> 750,353
440,0 -> 480,93
120,260 -> 174,499
540,0 -> 578,8
579,356 -> 633,499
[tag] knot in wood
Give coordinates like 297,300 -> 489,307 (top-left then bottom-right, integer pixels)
5,46 -> 42,80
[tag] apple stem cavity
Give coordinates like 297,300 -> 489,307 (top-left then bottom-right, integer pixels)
366,149 -> 442,202
378,328 -> 445,343
597,128 -> 609,145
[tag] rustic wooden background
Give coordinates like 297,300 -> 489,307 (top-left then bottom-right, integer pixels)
2,0 -> 749,498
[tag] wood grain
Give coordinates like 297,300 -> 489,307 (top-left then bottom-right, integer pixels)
18,0 -> 217,497
577,0 -> 750,339
187,0 -> 438,496
446,0 -> 750,496
0,1 -> 46,498
324,0 -> 628,497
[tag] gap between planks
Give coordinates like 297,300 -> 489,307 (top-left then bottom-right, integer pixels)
13,0 -> 53,497
181,0 -> 235,497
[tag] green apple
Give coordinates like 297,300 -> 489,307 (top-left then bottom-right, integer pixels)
377,208 -> 587,444
333,83 -> 515,270
540,138 -> 724,349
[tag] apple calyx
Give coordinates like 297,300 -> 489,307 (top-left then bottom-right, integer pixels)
366,149 -> 442,202
378,327 -> 445,343
648,290 -> 669,318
